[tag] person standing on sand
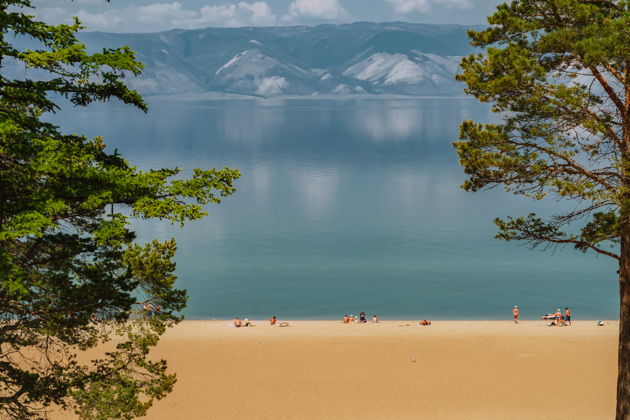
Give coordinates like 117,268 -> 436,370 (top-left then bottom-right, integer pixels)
565,307 -> 571,326
513,306 -> 519,324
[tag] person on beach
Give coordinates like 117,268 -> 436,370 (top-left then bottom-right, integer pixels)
372,315 -> 379,323
243,318 -> 253,327
343,314 -> 350,323
565,307 -> 571,326
359,312 -> 367,323
513,306 -> 519,324
554,308 -> 563,326
269,316 -> 277,326
419,320 -> 431,326
234,317 -> 242,328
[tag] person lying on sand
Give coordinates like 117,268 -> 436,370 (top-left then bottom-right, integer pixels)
234,317 -> 242,328
419,320 -> 432,326
243,318 -> 254,327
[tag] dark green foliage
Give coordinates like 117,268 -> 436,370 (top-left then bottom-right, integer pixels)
455,0 -> 630,259
0,1 -> 239,418
454,1 -> 630,417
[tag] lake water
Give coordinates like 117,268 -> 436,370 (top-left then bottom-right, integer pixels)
50,97 -> 618,320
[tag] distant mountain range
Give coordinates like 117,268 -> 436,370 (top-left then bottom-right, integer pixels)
8,22 -> 482,97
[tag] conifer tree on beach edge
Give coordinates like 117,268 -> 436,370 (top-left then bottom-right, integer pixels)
455,1 -> 630,417
0,1 -> 239,418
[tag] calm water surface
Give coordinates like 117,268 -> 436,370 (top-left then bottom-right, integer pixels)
50,98 -> 617,320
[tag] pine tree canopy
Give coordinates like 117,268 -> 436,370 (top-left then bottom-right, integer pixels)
455,0 -> 630,259
0,1 -> 240,418
455,1 -> 630,417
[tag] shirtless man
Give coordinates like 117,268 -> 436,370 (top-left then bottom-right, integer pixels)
269,316 -> 277,326
343,314 -> 350,324
565,307 -> 571,326
513,306 -> 519,324
234,317 -> 242,328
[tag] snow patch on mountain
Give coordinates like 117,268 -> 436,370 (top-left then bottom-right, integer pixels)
344,53 -> 409,83
384,59 -> 426,85
343,51 -> 461,92
215,51 -> 248,75
256,76 -> 287,95
333,84 -> 353,94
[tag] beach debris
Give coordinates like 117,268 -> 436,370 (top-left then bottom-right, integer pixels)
411,356 -> 416,363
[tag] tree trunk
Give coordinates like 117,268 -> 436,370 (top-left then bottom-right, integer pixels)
617,106 -> 630,419
618,225 -> 630,419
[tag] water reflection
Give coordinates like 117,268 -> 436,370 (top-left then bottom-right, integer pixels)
48,98 -> 618,319
294,165 -> 339,220
359,105 -> 420,142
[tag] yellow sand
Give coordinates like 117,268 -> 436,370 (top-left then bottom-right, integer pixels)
56,320 -> 618,419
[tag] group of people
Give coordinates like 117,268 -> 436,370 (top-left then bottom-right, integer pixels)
233,317 -> 253,327
143,302 -> 160,318
342,313 -> 432,325
544,307 -> 572,326
512,305 -> 572,326
343,312 -> 378,323
234,316 -> 289,327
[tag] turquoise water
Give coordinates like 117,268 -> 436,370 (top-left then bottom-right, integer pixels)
50,98 -> 618,320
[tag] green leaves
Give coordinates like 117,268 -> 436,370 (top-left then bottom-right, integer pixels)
0,1 -> 239,418
455,0 -> 628,261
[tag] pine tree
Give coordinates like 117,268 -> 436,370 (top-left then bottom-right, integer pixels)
0,1 -> 239,418
455,1 -> 630,417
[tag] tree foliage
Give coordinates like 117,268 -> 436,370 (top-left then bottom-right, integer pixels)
0,1 -> 239,418
456,0 -> 629,257
454,1 -> 630,417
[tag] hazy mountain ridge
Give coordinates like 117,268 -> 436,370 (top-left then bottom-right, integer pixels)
6,22 -> 481,97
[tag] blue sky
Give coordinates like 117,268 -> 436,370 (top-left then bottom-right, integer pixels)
31,0 -> 504,32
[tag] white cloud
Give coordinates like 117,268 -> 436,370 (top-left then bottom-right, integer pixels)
435,0 -> 474,9
387,0 -> 473,14
286,0 -> 346,20
36,2 -> 277,32
387,0 -> 430,14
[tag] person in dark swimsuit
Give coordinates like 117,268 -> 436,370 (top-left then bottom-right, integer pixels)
359,312 -> 367,323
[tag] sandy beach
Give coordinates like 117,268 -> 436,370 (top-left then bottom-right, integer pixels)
79,319 -> 617,420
